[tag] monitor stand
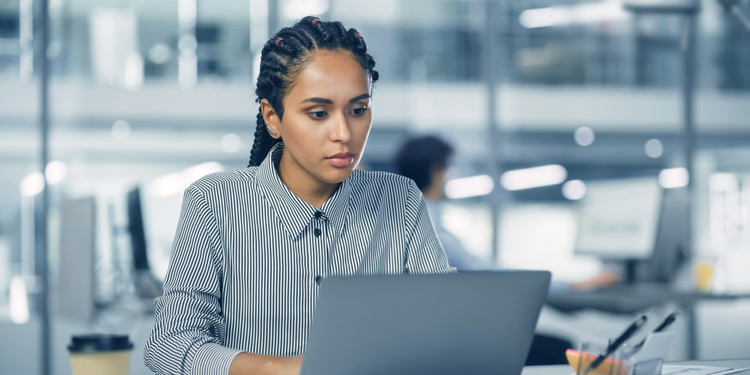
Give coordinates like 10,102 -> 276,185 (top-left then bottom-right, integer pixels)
624,259 -> 638,284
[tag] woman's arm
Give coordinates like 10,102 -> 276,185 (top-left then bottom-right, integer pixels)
144,186 -> 241,374
229,353 -> 303,375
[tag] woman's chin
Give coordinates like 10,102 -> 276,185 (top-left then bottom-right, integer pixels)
318,166 -> 355,185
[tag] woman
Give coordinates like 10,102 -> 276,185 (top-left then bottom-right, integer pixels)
144,16 -> 454,375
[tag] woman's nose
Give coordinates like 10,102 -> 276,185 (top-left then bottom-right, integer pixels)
330,111 -> 351,143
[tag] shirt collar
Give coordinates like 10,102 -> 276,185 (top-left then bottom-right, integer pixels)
255,143 -> 352,240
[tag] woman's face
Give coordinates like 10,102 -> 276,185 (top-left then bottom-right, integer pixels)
264,49 -> 373,186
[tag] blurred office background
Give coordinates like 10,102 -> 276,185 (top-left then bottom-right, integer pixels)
1,0 -> 750,373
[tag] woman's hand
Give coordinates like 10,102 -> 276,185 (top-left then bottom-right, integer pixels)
229,352 -> 303,375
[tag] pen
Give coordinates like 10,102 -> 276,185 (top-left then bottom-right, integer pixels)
633,311 -> 679,352
584,315 -> 648,375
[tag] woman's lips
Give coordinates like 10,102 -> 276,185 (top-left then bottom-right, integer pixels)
326,153 -> 355,168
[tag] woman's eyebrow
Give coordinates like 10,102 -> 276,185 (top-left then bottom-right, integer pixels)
349,93 -> 370,103
300,94 -> 370,104
301,97 -> 333,104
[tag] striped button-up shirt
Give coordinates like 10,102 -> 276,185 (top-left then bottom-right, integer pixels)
144,144 -> 455,375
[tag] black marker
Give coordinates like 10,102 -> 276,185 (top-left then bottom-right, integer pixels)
584,315 -> 648,375
633,311 -> 679,352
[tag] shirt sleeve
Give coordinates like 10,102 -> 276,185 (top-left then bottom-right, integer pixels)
143,186 -> 242,375
402,180 -> 457,275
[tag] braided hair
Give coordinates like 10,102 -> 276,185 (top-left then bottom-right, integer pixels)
247,16 -> 380,167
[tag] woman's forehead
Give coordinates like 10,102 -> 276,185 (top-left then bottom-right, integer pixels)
287,50 -> 370,103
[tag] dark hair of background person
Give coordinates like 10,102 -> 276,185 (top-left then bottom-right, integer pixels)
247,16 -> 380,167
394,136 -> 454,191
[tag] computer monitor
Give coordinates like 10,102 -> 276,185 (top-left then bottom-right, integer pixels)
126,187 -> 149,271
575,177 -> 663,260
126,187 -> 163,299
575,177 -> 690,284
645,186 -> 689,283
58,197 -> 97,322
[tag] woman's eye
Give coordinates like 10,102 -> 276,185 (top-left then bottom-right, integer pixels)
350,107 -> 368,116
308,111 -> 327,118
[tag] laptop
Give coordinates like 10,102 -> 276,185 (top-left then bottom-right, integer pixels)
300,271 -> 551,375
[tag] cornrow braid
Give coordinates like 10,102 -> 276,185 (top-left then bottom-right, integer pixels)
247,16 -> 380,167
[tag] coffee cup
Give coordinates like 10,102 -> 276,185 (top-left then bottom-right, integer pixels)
68,334 -> 134,375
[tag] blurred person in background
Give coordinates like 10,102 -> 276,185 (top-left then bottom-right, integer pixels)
394,135 -> 619,290
394,136 -> 488,271
144,17 -> 454,375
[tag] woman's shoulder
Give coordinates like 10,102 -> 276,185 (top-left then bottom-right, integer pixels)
186,167 -> 259,194
348,169 -> 418,196
349,169 -> 412,184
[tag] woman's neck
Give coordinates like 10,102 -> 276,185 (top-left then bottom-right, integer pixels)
277,151 -> 339,208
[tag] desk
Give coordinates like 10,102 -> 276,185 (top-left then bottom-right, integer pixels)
546,285 -> 750,360
521,359 -> 750,375
546,285 -> 746,314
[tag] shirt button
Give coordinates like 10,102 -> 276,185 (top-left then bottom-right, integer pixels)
314,228 -> 321,237
314,211 -> 322,219
315,275 -> 322,285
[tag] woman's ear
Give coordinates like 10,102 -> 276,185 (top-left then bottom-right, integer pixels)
260,99 -> 282,139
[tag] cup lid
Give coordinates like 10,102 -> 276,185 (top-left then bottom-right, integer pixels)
68,334 -> 133,353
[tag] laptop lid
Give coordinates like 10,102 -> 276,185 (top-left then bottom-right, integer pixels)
300,270 -> 551,375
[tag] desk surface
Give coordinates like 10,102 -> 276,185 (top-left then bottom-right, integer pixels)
521,359 -> 750,375
547,284 -> 750,314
